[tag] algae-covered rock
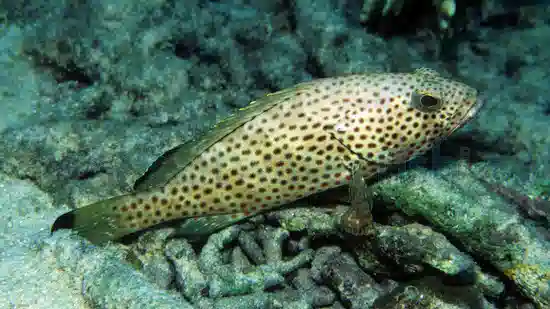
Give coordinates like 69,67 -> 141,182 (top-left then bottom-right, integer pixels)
196,225 -> 313,298
0,172 -> 194,309
373,162 -> 550,308
360,0 -> 457,29
372,276 -> 493,309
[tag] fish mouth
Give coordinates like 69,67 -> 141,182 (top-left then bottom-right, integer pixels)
448,95 -> 484,135
464,95 -> 484,120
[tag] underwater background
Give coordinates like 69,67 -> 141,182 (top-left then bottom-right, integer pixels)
0,0 -> 549,308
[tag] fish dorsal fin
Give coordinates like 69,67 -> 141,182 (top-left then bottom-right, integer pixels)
414,67 -> 440,77
133,82 -> 314,191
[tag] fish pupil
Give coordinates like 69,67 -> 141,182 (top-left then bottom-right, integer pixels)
420,95 -> 439,108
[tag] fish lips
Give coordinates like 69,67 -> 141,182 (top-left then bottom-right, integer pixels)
447,95 -> 484,136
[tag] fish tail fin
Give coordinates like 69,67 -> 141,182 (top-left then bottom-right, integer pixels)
51,194 -> 142,244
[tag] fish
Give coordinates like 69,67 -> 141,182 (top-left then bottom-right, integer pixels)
51,68 -> 481,244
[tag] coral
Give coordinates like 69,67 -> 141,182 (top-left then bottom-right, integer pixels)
270,202 -> 506,299
373,276 -> 492,309
0,25 -> 54,132
41,232 -> 194,309
198,226 -> 314,298
371,223 -> 504,298
472,172 -> 550,227
360,0 -> 457,29
237,230 -> 266,265
292,268 -> 336,307
504,263 -> 550,282
319,252 -> 383,308
293,0 -> 390,75
0,174 -> 88,309
373,162 -> 550,307
268,206 -> 346,235
131,228 -> 176,289
374,223 -> 476,275
310,246 -> 343,282
165,237 -> 209,302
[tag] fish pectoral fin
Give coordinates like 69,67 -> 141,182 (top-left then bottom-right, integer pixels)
174,213 -> 251,237
51,194 -> 140,244
338,168 -> 375,237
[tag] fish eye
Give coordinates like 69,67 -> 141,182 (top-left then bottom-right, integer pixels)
411,91 -> 443,112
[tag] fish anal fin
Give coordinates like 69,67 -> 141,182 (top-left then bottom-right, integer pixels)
174,213 -> 251,237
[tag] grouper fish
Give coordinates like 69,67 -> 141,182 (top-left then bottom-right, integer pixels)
51,68 -> 482,244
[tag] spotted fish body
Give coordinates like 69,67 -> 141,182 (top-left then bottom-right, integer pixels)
52,68 -> 481,243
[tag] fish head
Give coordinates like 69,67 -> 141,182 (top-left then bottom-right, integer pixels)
351,68 -> 481,165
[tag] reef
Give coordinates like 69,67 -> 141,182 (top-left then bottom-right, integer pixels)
1,0 -> 549,308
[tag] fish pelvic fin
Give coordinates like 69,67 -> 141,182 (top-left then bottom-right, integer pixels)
51,194 -> 141,244
338,166 -> 376,237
